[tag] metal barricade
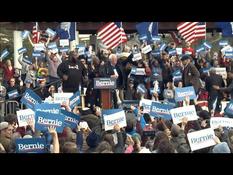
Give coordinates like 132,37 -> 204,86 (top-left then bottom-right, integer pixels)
0,100 -> 5,122
5,100 -> 20,115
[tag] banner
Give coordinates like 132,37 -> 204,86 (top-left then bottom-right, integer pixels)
132,53 -> 142,61
69,91 -> 81,109
20,89 -> 42,110
15,138 -> 47,153
17,109 -> 35,127
224,100 -> 233,116
8,89 -> 19,99
53,93 -> 73,105
61,109 -> 80,129
150,102 -> 173,120
102,109 -> 126,131
187,128 -> 216,151
175,86 -> 196,102
35,111 -> 65,133
94,78 -> 116,89
141,45 -> 152,54
210,117 -> 233,129
170,105 -> 199,124
139,99 -> 153,113
35,103 -> 60,114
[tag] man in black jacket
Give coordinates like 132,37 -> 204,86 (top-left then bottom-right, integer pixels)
57,50 -> 87,93
205,68 -> 225,116
213,70 -> 233,99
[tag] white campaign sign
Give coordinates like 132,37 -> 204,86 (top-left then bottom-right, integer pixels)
214,68 -> 227,79
135,68 -> 146,75
17,109 -> 35,127
54,93 -> 73,105
187,128 -> 216,151
132,53 -> 142,61
170,105 -> 199,124
141,45 -> 152,54
176,48 -> 182,55
34,43 -> 45,51
210,117 -> 233,129
103,110 -> 127,131
139,99 -> 153,113
59,39 -> 69,47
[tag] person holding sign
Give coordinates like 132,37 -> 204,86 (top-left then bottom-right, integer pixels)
6,78 -> 20,101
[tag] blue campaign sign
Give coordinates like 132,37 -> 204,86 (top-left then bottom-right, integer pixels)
168,49 -> 177,56
59,47 -> 69,53
22,57 -> 32,65
46,28 -> 56,37
203,42 -> 212,49
196,46 -> 205,53
32,51 -> 43,58
160,43 -> 166,51
47,42 -> 57,49
20,89 -> 42,110
1,49 -> 9,59
225,51 -> 233,59
61,109 -> 80,129
219,40 -> 228,46
8,89 -> 19,99
224,100 -> 233,116
69,91 -> 81,109
35,111 -> 65,133
15,138 -> 47,153
175,86 -> 196,102
150,102 -> 173,119
137,84 -> 147,94
22,30 -> 30,39
18,47 -> 27,54
35,103 -> 60,114
151,49 -> 160,56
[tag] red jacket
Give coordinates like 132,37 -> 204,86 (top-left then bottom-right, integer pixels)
0,62 -> 14,82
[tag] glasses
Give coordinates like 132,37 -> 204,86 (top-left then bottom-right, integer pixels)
10,81 -> 15,82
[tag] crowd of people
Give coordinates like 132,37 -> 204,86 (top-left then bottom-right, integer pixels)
1,28 -> 233,153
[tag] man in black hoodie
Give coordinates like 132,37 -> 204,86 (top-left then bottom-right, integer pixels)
57,50 -> 87,93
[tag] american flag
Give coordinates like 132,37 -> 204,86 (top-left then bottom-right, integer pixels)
177,22 -> 206,44
32,22 -> 40,44
97,22 -> 127,49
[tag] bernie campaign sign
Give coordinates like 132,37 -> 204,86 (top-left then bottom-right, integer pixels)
35,111 -> 65,133
102,109 -> 127,131
187,128 -> 216,151
69,91 -> 81,109
35,103 -> 60,115
139,99 -> 153,114
15,138 -> 47,153
150,102 -> 173,120
53,93 -> 73,105
224,100 -> 233,116
61,109 -> 80,129
17,109 -> 35,127
170,105 -> 199,124
175,86 -> 196,102
94,78 -> 116,89
8,89 -> 19,99
210,117 -> 233,129
20,89 -> 42,110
